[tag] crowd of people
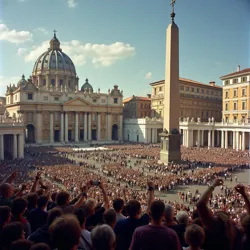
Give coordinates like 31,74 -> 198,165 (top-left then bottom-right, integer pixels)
0,144 -> 250,250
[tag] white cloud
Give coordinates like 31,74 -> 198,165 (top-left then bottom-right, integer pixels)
0,24 -> 33,44
36,27 -> 48,35
145,72 -> 152,79
0,76 -> 21,96
67,0 -> 77,8
17,48 -> 27,56
24,40 -> 135,67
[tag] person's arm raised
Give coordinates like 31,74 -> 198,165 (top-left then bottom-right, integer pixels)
73,182 -> 90,208
196,178 -> 223,228
1,171 -> 17,185
30,172 -> 42,193
99,181 -> 109,210
235,184 -> 250,215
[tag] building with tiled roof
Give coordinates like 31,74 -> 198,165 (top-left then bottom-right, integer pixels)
123,95 -> 152,119
220,65 -> 250,123
150,77 -> 222,122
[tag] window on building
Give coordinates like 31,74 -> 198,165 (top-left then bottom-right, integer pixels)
159,101 -> 162,105
51,79 -> 55,86
207,90 -> 209,94
211,91 -> 214,95
43,96 -> 48,101
224,80 -> 229,85
225,91 -> 228,98
93,99 -> 97,103
54,97 -> 59,101
233,102 -> 237,110
60,79 -> 63,86
242,101 -> 246,110
114,98 -> 118,104
27,93 -> 33,100
154,88 -> 157,95
233,89 -> 237,97
159,110 -> 162,117
159,87 -> 162,92
186,87 -> 189,91
233,78 -> 238,84
197,88 -> 200,93
241,77 -> 247,82
191,88 -> 194,92
225,103 -> 228,111
234,116 -> 237,121
242,88 -> 246,96
92,114 -> 96,121
201,89 -> 204,94
180,86 -> 184,91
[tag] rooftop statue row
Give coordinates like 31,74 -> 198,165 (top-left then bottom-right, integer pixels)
0,110 -> 23,124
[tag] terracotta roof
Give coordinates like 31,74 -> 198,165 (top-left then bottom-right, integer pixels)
123,96 -> 150,103
149,78 -> 222,89
220,68 -> 250,79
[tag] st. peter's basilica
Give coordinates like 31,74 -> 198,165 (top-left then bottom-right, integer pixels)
4,32 -> 123,144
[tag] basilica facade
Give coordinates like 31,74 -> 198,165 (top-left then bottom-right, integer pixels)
5,33 -> 123,144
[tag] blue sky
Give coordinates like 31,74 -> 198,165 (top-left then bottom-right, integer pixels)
0,0 -> 249,98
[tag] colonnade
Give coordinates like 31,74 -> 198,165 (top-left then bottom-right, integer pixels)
0,134 -> 24,160
36,111 -> 123,143
182,128 -> 250,151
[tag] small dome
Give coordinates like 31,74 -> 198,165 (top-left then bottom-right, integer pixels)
32,32 -> 76,75
17,74 -> 28,86
81,79 -> 93,92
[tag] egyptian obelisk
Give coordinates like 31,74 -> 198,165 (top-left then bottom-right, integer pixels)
159,0 -> 181,163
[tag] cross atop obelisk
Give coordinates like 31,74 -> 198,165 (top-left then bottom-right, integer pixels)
170,0 -> 176,21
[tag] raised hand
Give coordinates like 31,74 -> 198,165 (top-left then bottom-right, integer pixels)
211,178 -> 223,188
235,184 -> 246,195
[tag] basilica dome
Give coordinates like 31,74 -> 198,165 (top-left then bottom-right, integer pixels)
32,33 -> 76,75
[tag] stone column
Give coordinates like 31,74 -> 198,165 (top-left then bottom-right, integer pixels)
221,130 -> 225,148
88,113 -> 92,140
182,130 -> 186,146
75,112 -> 79,142
236,131 -> 239,151
18,134 -> 24,158
13,134 -> 17,159
189,130 -> 193,147
148,128 -> 152,143
0,135 -> 4,160
36,112 -> 42,143
225,131 -> 228,149
84,113 -> 87,141
212,130 -> 215,147
201,130 -> 204,147
233,131 -> 236,149
197,130 -> 200,148
50,112 -> 54,143
239,134 -> 242,151
97,113 -> 101,140
186,130 -> 189,147
119,114 -> 123,141
242,132 -> 245,151
208,130 -> 211,148
60,113 -> 64,142
107,113 -> 111,140
65,112 -> 68,142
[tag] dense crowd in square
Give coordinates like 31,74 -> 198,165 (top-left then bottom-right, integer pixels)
0,144 -> 250,250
